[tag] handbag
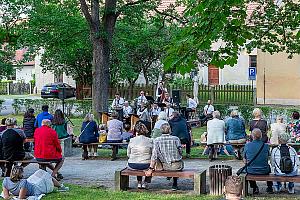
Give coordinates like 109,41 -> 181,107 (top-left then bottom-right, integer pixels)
75,121 -> 91,143
99,133 -> 107,143
236,142 -> 265,176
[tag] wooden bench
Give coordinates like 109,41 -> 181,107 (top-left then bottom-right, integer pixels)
0,159 -> 53,176
73,142 -> 128,160
115,168 -> 206,194
240,174 -> 300,196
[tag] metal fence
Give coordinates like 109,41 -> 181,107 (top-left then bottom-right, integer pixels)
0,82 -> 32,95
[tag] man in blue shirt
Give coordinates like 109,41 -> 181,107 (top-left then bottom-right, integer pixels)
34,105 -> 53,128
243,128 -> 273,194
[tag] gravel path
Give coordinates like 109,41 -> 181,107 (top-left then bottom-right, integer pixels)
20,153 -> 300,196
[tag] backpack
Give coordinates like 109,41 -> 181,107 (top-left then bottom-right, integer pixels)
278,145 -> 294,174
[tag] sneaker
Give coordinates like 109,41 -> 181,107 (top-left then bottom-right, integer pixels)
142,182 -> 148,190
57,184 -> 69,192
171,186 -> 178,191
274,185 -> 282,192
137,183 -> 142,189
93,152 -> 98,157
88,152 -> 92,157
253,187 -> 259,194
266,187 -> 274,194
288,187 -> 295,194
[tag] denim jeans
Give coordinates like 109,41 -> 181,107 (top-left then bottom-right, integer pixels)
277,181 -> 294,189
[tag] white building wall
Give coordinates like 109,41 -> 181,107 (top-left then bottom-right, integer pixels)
15,65 -> 34,83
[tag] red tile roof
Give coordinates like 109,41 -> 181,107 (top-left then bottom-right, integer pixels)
15,49 -> 35,66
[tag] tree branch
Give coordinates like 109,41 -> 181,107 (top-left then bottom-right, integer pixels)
117,0 -> 151,16
79,0 -> 94,30
154,8 -> 187,25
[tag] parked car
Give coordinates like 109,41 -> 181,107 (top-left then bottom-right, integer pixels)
41,83 -> 76,99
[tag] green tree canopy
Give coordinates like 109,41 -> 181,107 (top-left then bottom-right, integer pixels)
164,0 -> 300,73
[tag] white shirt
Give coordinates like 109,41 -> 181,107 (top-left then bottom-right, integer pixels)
112,97 -> 125,110
204,104 -> 214,115
164,108 -> 174,119
151,107 -> 161,116
137,96 -> 148,106
207,118 -> 225,145
156,87 -> 167,97
154,119 -> 168,129
123,105 -> 133,117
271,145 -> 299,175
127,135 -> 153,164
187,98 -> 197,109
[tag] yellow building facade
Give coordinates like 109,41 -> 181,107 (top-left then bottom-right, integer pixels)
257,50 -> 300,105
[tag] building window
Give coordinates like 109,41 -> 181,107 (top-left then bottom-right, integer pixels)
249,55 -> 257,68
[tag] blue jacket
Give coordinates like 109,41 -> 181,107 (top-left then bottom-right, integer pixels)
35,112 -> 53,128
79,121 -> 99,144
169,116 -> 190,142
244,140 -> 270,174
225,117 -> 246,141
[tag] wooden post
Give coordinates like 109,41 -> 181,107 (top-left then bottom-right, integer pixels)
240,174 -> 248,197
194,170 -> 207,194
115,170 -> 129,191
210,85 -> 215,103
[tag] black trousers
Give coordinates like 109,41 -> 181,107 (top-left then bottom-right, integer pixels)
249,180 -> 273,188
180,139 -> 191,154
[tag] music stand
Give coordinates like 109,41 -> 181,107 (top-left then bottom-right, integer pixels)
146,96 -> 155,104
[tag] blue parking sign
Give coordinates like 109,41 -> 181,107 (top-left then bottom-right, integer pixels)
248,67 -> 256,80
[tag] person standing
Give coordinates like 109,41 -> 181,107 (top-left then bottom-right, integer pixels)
156,81 -> 167,103
169,111 -> 191,158
23,108 -> 36,152
52,109 -> 69,139
243,128 -> 273,194
185,94 -> 197,120
112,93 -> 125,121
34,105 -> 53,128
271,133 -> 299,194
162,93 -> 173,106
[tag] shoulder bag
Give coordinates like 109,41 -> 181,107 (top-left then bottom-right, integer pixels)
236,142 -> 265,176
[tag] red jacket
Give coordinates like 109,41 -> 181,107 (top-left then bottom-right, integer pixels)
34,125 -> 62,159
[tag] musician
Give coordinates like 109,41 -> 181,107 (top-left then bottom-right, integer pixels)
137,103 -> 152,134
164,103 -> 175,120
162,92 -> 174,106
185,94 -> 198,120
136,91 -> 148,108
156,81 -> 167,103
123,101 -> 133,124
111,93 -> 124,121
200,99 -> 214,123
150,102 -> 161,127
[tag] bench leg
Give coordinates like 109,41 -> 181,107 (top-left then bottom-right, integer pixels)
115,170 -> 129,191
194,170 -> 206,194
240,174 -> 248,197
112,145 -> 117,160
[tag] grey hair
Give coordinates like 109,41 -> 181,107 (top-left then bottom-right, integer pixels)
252,108 -> 262,118
278,133 -> 290,144
160,123 -> 171,134
84,113 -> 94,122
212,111 -> 221,119
276,115 -> 283,123
230,110 -> 239,117
5,118 -> 17,126
251,128 -> 262,140
41,119 -> 51,127
157,112 -> 167,120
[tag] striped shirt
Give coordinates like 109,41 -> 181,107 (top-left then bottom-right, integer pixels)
151,134 -> 182,164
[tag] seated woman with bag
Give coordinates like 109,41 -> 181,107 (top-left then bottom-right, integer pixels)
2,166 -> 68,199
79,114 -> 99,160
127,122 -> 153,189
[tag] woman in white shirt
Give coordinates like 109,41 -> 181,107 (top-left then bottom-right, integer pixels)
127,122 -> 153,189
151,112 -> 168,138
207,111 -> 225,160
270,116 -> 287,145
